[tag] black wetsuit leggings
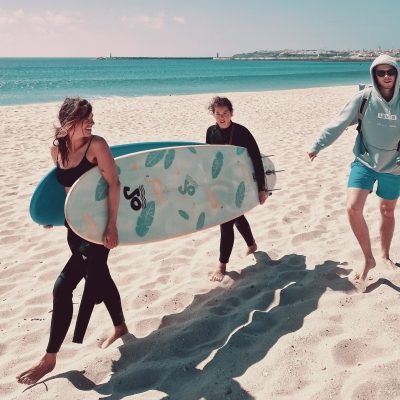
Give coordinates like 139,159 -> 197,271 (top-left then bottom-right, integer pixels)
219,215 -> 255,264
46,227 -> 124,353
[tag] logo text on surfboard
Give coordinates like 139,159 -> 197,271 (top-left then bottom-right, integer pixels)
123,185 -> 146,211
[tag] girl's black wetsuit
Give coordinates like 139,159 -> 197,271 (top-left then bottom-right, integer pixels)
47,138 -> 124,352
206,122 -> 266,264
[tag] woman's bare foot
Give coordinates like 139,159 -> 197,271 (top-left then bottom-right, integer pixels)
210,263 -> 226,282
101,322 -> 129,349
245,242 -> 257,256
382,257 -> 398,271
353,256 -> 376,281
16,353 -> 56,385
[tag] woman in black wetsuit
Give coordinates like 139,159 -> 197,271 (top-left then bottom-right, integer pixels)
17,98 -> 128,385
206,96 -> 268,281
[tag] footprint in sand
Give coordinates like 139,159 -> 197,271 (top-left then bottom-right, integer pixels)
332,338 -> 381,366
131,289 -> 160,309
291,230 -> 325,246
0,235 -> 22,245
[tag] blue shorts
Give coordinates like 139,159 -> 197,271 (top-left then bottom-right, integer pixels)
348,160 -> 400,200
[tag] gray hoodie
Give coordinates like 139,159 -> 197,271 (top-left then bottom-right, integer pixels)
310,54 -> 400,175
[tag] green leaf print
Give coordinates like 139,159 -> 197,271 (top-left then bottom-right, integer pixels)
145,150 -> 166,167
235,182 -> 245,208
95,177 -> 108,201
188,147 -> 197,154
236,147 -> 246,155
95,166 -> 121,201
178,210 -> 190,220
196,212 -> 205,230
135,201 -> 155,237
212,151 -> 224,179
164,149 -> 175,169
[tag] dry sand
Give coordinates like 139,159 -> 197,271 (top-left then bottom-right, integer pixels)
1,86 -> 400,400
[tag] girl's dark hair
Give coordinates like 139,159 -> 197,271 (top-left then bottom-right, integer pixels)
208,96 -> 233,114
54,97 -> 92,165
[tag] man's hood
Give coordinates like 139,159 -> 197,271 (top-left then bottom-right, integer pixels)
370,54 -> 400,102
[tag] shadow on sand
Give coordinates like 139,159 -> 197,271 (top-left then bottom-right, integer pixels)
34,252 -> 356,399
364,277 -> 400,293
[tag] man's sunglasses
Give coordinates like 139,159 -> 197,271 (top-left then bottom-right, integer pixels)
375,68 -> 397,78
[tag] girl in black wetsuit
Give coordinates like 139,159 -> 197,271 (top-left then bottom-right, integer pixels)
17,98 -> 128,385
206,96 -> 268,281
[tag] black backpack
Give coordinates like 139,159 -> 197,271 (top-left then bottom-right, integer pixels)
355,86 -> 372,154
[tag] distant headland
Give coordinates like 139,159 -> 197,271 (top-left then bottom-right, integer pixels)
213,48 -> 400,61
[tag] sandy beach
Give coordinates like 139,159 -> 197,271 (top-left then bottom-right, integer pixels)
1,85 -> 400,400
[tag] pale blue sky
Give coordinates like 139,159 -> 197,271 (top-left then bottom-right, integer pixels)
1,0 -> 399,57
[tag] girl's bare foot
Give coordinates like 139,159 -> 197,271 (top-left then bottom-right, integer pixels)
16,353 -> 56,385
353,256 -> 376,281
101,322 -> 129,349
245,242 -> 257,256
210,263 -> 226,282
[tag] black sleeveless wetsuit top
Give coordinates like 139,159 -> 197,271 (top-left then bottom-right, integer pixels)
56,137 -> 96,187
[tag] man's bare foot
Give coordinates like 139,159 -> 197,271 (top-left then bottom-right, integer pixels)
382,257 -> 398,271
16,353 -> 56,385
245,243 -> 257,256
101,322 -> 129,349
353,256 -> 376,281
210,263 -> 226,282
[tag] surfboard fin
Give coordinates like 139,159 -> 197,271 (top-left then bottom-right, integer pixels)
264,169 -> 284,175
266,188 -> 281,196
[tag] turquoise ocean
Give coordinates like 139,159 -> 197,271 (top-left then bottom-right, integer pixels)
0,58 -> 372,106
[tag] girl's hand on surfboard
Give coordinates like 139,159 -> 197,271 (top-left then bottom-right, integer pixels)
307,151 -> 318,161
103,224 -> 119,249
259,190 -> 268,205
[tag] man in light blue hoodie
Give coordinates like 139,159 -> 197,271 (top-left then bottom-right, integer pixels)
308,54 -> 400,281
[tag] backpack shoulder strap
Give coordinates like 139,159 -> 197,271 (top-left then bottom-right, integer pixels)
356,86 -> 372,132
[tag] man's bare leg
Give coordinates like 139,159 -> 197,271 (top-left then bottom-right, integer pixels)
16,352 -> 56,385
101,322 -> 129,349
353,256 -> 376,281
347,188 -> 376,280
380,198 -> 398,271
210,262 -> 226,282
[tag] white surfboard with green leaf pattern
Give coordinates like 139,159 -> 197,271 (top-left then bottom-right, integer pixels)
65,145 -> 276,245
